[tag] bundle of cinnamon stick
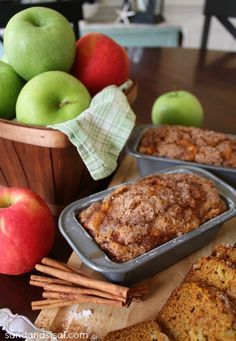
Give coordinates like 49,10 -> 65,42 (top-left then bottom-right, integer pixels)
30,257 -> 148,310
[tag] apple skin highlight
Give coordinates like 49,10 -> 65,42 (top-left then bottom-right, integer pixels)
0,187 -> 55,275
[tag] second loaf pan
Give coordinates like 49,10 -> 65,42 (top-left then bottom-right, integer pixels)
59,166 -> 236,285
126,124 -> 236,188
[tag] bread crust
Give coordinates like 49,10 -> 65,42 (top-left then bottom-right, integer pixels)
212,243 -> 236,267
102,320 -> 170,341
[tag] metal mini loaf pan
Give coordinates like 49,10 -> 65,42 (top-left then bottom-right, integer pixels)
59,166 -> 236,285
126,124 -> 236,188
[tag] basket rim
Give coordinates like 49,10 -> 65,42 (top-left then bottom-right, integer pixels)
0,80 -> 137,148
0,118 -> 70,148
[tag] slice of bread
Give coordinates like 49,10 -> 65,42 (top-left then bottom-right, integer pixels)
212,243 -> 236,266
102,320 -> 170,341
184,256 -> 236,302
158,282 -> 236,340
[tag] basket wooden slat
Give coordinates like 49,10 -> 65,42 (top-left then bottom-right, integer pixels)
0,138 -> 29,187
0,136 -> 96,215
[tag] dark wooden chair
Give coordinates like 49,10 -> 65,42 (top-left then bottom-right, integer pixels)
0,0 -> 84,41
201,0 -> 236,49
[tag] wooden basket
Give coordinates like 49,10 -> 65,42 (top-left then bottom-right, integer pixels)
0,81 -> 137,215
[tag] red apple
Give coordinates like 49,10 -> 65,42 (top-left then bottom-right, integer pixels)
72,33 -> 130,95
0,187 -> 55,275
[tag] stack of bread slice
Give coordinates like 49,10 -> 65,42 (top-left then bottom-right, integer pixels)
102,243 -> 236,340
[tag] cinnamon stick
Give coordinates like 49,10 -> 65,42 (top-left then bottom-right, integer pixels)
30,277 -> 147,299
30,280 -> 75,291
41,257 -> 91,277
41,258 -> 74,272
31,299 -> 64,306
32,295 -> 124,310
30,280 -> 126,302
44,283 -> 126,302
31,300 -> 78,310
30,275 -> 73,286
31,257 -> 149,311
42,291 -> 126,304
42,291 -> 80,300
35,264 -> 129,298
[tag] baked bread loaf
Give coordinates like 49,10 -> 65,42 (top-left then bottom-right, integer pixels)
184,256 -> 236,302
157,282 -> 236,340
102,320 -> 170,341
138,125 -> 236,168
212,243 -> 236,266
78,173 -> 226,262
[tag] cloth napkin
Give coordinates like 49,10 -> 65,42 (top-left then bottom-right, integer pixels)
48,86 -> 136,180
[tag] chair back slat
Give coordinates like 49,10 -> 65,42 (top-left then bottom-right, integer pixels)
204,0 -> 236,17
201,0 -> 236,49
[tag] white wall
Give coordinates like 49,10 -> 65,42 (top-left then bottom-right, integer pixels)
165,0 -> 236,51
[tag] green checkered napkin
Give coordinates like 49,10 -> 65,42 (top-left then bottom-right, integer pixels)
48,86 -> 136,180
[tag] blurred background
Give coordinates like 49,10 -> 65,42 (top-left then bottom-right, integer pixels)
1,0 -> 236,57
81,0 -> 236,51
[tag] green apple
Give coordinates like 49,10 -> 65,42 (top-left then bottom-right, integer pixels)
16,71 -> 91,126
151,91 -> 204,127
0,61 -> 24,119
4,7 -> 76,81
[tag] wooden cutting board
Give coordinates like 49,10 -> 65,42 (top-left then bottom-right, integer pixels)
34,155 -> 236,340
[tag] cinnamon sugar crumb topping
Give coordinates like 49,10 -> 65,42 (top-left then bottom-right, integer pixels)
79,173 -> 227,263
138,125 -> 236,168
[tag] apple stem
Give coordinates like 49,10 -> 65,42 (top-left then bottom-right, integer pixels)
0,196 -> 11,208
